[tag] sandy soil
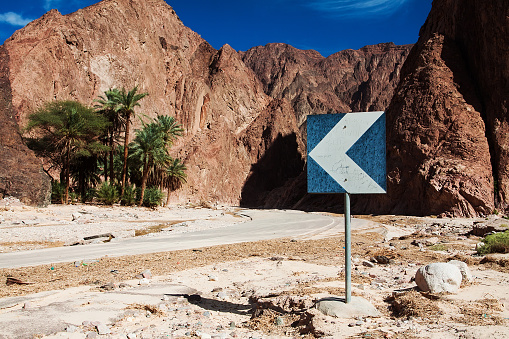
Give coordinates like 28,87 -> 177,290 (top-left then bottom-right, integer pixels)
0,201 -> 508,338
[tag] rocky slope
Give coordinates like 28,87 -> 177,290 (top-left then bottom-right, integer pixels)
248,0 -> 509,217
1,0 -> 273,204
371,0 -> 508,217
242,42 -> 411,133
0,45 -> 50,206
0,0 -> 410,207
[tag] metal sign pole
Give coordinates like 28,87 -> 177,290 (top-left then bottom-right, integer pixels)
344,192 -> 351,303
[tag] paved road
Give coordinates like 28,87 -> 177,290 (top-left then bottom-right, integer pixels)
0,209 -> 378,269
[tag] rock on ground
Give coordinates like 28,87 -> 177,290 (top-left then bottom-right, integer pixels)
415,262 -> 463,294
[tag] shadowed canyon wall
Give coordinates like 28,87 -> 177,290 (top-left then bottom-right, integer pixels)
371,0 -> 508,217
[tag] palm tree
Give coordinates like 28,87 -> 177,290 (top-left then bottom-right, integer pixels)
94,88 -> 124,184
25,101 -> 108,204
163,158 -> 187,206
156,115 -> 183,146
110,86 -> 148,195
130,122 -> 168,206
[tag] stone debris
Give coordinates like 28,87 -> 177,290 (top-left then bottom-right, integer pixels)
100,282 -> 116,291
135,269 -> 152,279
0,196 -> 24,207
362,260 -> 375,268
65,325 -> 78,333
95,322 -> 111,335
412,237 -> 440,247
471,219 -> 509,236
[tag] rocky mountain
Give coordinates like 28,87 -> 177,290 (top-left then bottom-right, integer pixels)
0,0 -> 409,208
370,0 -> 508,217
1,0 -> 271,205
6,0 -> 502,218
244,0 -> 509,218
242,42 -> 411,131
0,46 -> 50,206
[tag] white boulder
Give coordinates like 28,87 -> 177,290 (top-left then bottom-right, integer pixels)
415,262 -> 462,293
447,260 -> 473,282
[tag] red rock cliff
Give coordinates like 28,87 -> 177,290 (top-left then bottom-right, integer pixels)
373,0 -> 509,217
0,45 -> 50,205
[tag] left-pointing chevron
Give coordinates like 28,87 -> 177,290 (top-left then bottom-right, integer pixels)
308,112 -> 386,194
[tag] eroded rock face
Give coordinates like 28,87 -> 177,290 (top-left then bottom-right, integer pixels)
366,0 -> 508,217
380,33 -> 495,217
261,0 -> 509,217
0,46 -> 50,206
2,0 -> 272,204
242,42 -> 412,131
420,0 -> 509,210
241,42 -> 413,211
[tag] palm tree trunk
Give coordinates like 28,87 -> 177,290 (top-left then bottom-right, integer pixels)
166,187 -> 171,206
121,111 -> 131,195
104,154 -> 108,182
138,157 -> 150,206
109,132 -> 115,184
64,145 -> 70,205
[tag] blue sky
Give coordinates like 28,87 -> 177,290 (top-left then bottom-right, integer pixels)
0,0 -> 432,57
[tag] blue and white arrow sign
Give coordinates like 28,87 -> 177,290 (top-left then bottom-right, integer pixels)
307,112 -> 386,194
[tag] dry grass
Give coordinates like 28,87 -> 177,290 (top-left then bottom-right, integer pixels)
0,240 -> 65,252
387,290 -> 442,319
133,220 -> 188,237
452,298 -> 507,326
349,330 -> 419,339
248,308 -> 304,337
0,235 -> 352,298
127,303 -> 166,316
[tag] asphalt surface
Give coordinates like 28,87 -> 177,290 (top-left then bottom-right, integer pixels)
0,209 -> 378,269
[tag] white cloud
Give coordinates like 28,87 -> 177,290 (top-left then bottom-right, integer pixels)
44,0 -> 62,11
0,12 -> 33,26
306,0 -> 410,17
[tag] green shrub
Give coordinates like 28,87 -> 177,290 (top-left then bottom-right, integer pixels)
121,185 -> 137,206
82,188 -> 97,203
477,231 -> 509,254
429,244 -> 448,251
97,182 -> 119,205
51,181 -> 65,204
142,187 -> 163,208
69,191 -> 79,204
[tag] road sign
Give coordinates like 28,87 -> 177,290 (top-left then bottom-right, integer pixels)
307,112 -> 386,194
307,111 -> 387,304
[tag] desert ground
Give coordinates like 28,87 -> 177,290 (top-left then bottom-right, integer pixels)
0,197 -> 508,339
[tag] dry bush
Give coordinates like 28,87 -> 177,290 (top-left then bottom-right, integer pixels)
387,290 -> 442,319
